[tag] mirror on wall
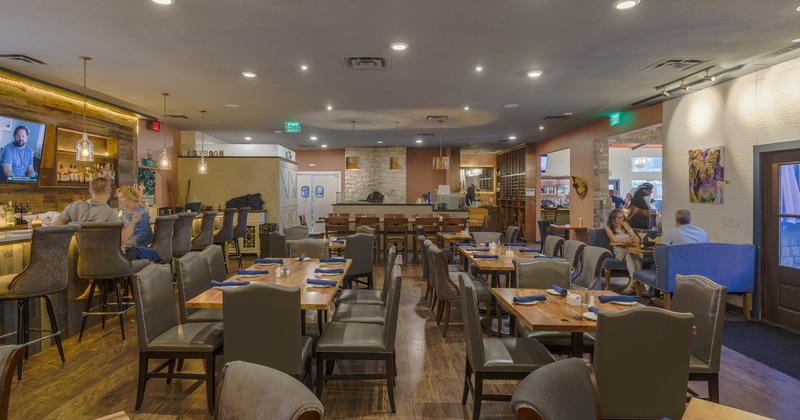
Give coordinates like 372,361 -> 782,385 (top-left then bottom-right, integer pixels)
460,167 -> 493,191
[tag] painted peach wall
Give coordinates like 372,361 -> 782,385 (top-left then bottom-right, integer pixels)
462,153 -> 496,167
407,148 -> 449,203
294,149 -> 346,190
136,120 -> 179,207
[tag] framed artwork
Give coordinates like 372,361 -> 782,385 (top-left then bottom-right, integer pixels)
137,167 -> 156,198
689,146 -> 724,204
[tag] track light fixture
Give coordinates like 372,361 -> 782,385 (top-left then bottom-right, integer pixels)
679,79 -> 689,90
660,87 -> 670,97
703,69 -> 716,82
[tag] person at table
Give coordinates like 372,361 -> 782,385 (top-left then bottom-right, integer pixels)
627,182 -> 657,229
605,208 -> 643,295
52,177 -> 120,225
1,125 -> 36,178
415,193 -> 428,204
660,209 -> 709,245
117,185 -> 154,259
609,190 -> 624,209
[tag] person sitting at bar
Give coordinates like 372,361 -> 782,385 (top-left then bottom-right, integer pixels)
605,208 -> 643,295
116,185 -> 154,259
52,177 -> 120,225
660,209 -> 709,245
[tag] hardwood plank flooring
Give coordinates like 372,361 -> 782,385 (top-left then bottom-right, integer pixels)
6,257 -> 800,419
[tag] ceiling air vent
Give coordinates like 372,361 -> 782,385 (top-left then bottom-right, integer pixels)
640,59 -> 709,72
542,115 -> 571,120
497,139 -> 509,143
425,115 -> 448,121
416,133 -> 435,137
165,114 -> 189,119
0,54 -> 46,65
342,56 -> 389,70
298,145 -> 317,148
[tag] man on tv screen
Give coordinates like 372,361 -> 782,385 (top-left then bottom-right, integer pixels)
1,125 -> 36,178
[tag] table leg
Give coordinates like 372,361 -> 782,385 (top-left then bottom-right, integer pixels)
301,309 -> 306,335
570,331 -> 584,358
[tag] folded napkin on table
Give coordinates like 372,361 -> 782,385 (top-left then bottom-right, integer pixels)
513,294 -> 547,303
211,280 -> 250,287
588,305 -> 603,315
440,231 -> 455,235
319,257 -> 346,263
473,254 -> 499,259
598,295 -> 639,303
519,248 -> 538,253
504,243 -> 526,247
453,242 -> 474,247
467,248 -> 490,252
297,253 -> 308,261
332,239 -> 345,244
315,268 -> 344,274
551,285 -> 568,296
255,258 -> 283,264
237,269 -> 268,275
307,279 -> 338,287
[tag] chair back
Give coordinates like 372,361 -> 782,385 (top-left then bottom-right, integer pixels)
172,212 -> 198,257
671,274 -> 727,373
514,258 -> 570,289
176,251 -> 213,323
542,236 -> 564,257
382,265 -> 403,352
232,207 -> 250,239
415,217 -> 439,236
344,233 -> 374,276
284,226 -> 309,241
472,231 -> 502,244
537,219 -> 551,245
298,214 -> 307,227
9,225 -> 80,296
571,246 -> 610,289
213,208 -> 237,243
223,283 -> 305,374
73,222 -> 133,279
481,214 -> 491,231
217,360 -> 323,420
384,217 -> 408,235
355,216 -> 379,231
289,238 -> 327,258
586,228 -> 613,252
381,248 -> 398,304
593,307 -> 693,420
504,226 -> 520,244
269,232 -> 288,257
150,215 -> 177,263
201,244 -> 227,281
562,240 -> 586,278
511,358 -> 602,420
192,211 -> 219,250
458,274 -> 485,369
418,236 -> 431,281
325,216 -> 349,235
442,217 -> 467,232
428,245 -> 457,301
132,264 -> 179,350
0,345 -> 25,419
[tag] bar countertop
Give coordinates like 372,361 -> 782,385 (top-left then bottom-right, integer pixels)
0,229 -> 32,245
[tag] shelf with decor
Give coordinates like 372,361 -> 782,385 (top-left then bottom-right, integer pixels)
51,127 -> 118,188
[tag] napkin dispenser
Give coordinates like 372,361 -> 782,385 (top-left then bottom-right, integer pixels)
566,294 -> 582,307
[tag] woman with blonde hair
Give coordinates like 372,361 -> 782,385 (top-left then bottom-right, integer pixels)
604,208 -> 643,295
117,185 -> 154,258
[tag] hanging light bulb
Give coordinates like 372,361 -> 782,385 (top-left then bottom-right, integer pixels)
433,119 -> 450,170
389,120 -> 404,170
634,156 -> 647,169
158,92 -> 171,170
198,110 -> 208,174
345,120 -> 360,170
76,56 -> 94,162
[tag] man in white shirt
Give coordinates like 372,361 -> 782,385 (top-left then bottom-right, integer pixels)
660,209 -> 709,245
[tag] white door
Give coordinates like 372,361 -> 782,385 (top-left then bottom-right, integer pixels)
298,172 -> 341,232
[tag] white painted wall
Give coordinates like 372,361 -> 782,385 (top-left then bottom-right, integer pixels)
663,55 -> 800,244
609,147 -> 662,197
542,148 -> 570,176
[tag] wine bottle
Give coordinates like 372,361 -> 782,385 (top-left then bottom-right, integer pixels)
5,201 -> 13,227
14,201 -> 22,225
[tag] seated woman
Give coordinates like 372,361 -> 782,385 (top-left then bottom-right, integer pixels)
117,186 -> 155,260
604,208 -> 643,295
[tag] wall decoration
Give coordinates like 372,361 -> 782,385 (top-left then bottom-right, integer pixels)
137,167 -> 156,198
571,175 -> 587,198
688,146 -> 724,204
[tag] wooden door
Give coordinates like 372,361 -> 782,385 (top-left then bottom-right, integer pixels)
762,149 -> 800,331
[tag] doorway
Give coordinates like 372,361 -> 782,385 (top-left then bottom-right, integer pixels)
298,172 -> 341,233
761,148 -> 800,331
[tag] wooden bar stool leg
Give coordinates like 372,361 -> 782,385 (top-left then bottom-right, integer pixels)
114,279 -> 126,341
79,280 -> 97,342
43,295 -> 65,365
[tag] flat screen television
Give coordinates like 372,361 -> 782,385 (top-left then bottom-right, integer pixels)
540,154 -> 548,172
0,116 -> 45,183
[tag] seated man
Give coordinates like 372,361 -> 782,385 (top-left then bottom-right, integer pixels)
51,177 -> 120,225
660,209 -> 709,245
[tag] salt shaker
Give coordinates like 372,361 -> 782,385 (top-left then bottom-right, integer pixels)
284,266 -> 291,276
275,266 -> 283,277
586,290 -> 595,307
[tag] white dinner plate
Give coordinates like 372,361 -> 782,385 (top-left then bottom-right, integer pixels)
582,311 -> 598,321
546,289 -> 564,296
611,300 -> 638,306
513,300 -> 540,306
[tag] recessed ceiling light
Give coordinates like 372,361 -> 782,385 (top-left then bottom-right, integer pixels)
224,104 -> 239,108
377,141 -> 384,144
241,71 -> 258,78
563,112 -> 574,116
464,106 -> 470,111
326,105 -> 333,111
151,0 -> 175,5
321,144 -> 328,148
390,42 -> 409,51
613,0 -> 640,10
273,130 -> 283,134
526,70 -> 543,78
504,103 -> 519,108
539,125 -> 545,130
509,136 -> 517,140
416,139 -> 423,143
475,66 -> 483,72
796,5 -> 800,11
244,136 -> 252,141
310,136 -> 318,141
300,64 -> 309,71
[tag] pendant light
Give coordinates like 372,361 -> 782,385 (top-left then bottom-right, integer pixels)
76,56 -> 94,162
198,110 -> 208,174
345,120 -> 360,170
157,92 -> 171,170
433,119 -> 450,170
389,120 -> 404,170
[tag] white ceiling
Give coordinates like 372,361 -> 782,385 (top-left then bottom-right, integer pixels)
1,0 -> 799,151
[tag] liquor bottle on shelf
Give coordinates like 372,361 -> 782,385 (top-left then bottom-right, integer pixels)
5,202 -> 13,227
14,201 -> 22,225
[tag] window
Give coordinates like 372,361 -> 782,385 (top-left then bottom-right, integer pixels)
779,164 -> 800,269
631,156 -> 662,172
300,186 -> 309,198
315,186 -> 325,198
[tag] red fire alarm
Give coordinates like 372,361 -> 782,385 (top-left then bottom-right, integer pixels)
149,120 -> 161,132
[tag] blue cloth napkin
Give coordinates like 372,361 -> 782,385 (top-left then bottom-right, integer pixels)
468,248 -> 490,252
513,294 -> 547,303
588,305 -> 603,315
255,258 -> 283,264
237,269 -> 268,275
134,246 -> 162,261
332,239 -> 345,244
211,280 -> 250,287
598,295 -> 639,303
535,255 -> 560,259
551,285 -> 568,296
440,231 -> 455,235
504,243 -> 526,247
519,248 -> 538,253
454,242 -> 474,247
473,254 -> 499,259
307,278 -> 338,287
297,253 -> 307,261
315,268 -> 344,274
319,257 -> 346,263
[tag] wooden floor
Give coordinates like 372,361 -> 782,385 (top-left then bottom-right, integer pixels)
7,256 -> 800,419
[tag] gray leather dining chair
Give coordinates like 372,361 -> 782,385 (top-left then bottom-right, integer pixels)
223,283 -> 313,386
570,246 -> 610,290
284,225 -> 309,241
332,255 -> 401,325
172,212 -> 198,259
343,232 -> 375,289
671,274 -> 727,403
150,215 -> 177,264
593,307 -> 694,420
216,360 -> 323,420
504,225 -> 520,244
459,274 -> 556,420
417,236 -> 434,303
336,247 -> 396,307
229,207 -> 250,269
192,211 -> 219,251
289,238 -> 327,258
561,239 -> 586,279
511,358 -> 601,420
0,225 -> 79,380
131,264 -> 224,414
269,231 -> 288,258
176,251 -> 222,324
429,244 -> 492,337
471,231 -> 502,244
201,244 -> 228,281
541,236 -> 564,257
212,208 -> 236,257
0,345 -> 25,418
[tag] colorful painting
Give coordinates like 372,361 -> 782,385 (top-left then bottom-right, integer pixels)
137,167 -> 156,198
688,146 -> 724,204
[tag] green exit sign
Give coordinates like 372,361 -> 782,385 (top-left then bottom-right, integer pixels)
609,112 -> 621,126
284,121 -> 301,133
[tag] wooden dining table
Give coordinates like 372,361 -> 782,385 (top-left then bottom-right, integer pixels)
682,398 -> 772,420
185,258 -> 352,333
492,288 -> 642,356
457,244 -> 542,287
549,223 -> 589,240
436,231 -> 473,249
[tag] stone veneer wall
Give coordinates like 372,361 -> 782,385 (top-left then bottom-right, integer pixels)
592,125 -> 662,227
344,147 -> 407,203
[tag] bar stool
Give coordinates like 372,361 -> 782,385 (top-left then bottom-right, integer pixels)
150,215 -> 177,264
229,207 -> 250,269
73,222 -> 135,342
0,225 -> 79,381
383,217 -> 408,264
172,212 -> 197,259
212,208 -> 236,266
192,211 -> 218,251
